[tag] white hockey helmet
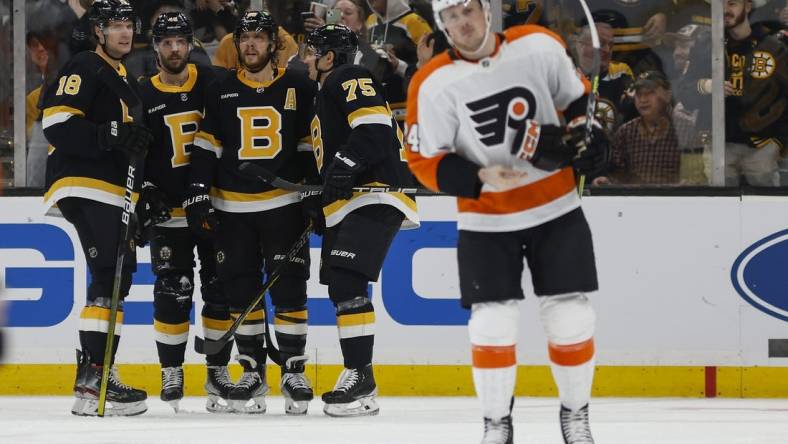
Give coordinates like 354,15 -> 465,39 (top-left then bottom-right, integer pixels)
432,0 -> 491,32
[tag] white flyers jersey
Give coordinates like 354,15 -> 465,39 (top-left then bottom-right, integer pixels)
406,25 -> 589,233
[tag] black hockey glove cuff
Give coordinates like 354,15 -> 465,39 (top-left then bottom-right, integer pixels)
323,150 -> 365,204
566,117 -> 611,177
97,121 -> 153,157
183,183 -> 219,239
300,190 -> 326,236
511,120 -> 575,171
135,182 -> 172,246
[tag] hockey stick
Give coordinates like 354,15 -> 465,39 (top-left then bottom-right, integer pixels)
238,162 -> 443,196
193,221 -> 313,361
94,65 -> 145,417
576,0 -> 600,197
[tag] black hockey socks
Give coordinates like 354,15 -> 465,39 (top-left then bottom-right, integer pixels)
335,296 -> 375,369
274,306 -> 308,372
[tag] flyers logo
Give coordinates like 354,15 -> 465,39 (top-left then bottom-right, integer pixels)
465,87 -> 536,147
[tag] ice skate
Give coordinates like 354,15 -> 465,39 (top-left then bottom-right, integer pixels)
227,355 -> 268,413
280,356 -> 313,415
160,366 -> 183,412
205,365 -> 235,413
560,404 -> 594,444
322,364 -> 379,417
481,415 -> 513,444
71,349 -> 147,416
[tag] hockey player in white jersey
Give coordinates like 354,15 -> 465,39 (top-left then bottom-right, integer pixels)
406,1 -> 609,443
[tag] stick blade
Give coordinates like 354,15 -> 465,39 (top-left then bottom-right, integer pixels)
194,336 -> 225,355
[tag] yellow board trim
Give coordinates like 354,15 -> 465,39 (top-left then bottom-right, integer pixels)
3,365 -> 788,397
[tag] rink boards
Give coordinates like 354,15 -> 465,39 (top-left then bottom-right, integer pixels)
2,195 -> 788,397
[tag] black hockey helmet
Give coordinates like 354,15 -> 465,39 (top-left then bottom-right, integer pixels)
88,0 -> 139,32
233,10 -> 278,44
152,12 -> 193,44
306,24 -> 358,66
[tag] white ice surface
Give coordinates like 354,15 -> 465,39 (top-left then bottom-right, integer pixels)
0,396 -> 787,444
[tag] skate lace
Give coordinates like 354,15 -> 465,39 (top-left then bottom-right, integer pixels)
561,406 -> 593,442
482,417 -> 511,444
109,366 -> 134,390
162,367 -> 183,391
208,366 -> 234,388
333,368 -> 359,392
282,372 -> 311,391
236,372 -> 262,390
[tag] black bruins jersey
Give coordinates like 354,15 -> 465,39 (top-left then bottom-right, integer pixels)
192,68 -> 317,212
42,51 -> 142,210
596,61 -> 636,134
313,64 -> 419,229
139,64 -> 220,224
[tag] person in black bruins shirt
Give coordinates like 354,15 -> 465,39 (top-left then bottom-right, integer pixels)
137,11 -> 237,414
41,0 -> 152,416
185,10 -> 318,415
303,24 -> 419,417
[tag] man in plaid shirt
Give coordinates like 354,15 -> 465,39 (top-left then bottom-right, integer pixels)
594,71 -> 699,185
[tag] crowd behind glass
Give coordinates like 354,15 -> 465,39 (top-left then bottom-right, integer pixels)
2,0 -> 787,190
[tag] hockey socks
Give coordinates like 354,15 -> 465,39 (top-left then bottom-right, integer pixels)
540,293 -> 596,412
78,305 -> 122,365
335,297 -> 375,369
469,300 -> 519,421
274,306 -> 309,368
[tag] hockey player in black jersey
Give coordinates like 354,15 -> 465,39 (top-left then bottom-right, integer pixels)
304,24 -> 420,417
185,10 -> 318,415
41,0 -> 152,416
137,11 -> 236,413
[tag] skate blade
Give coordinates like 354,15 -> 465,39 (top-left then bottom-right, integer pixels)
284,397 -> 310,415
230,397 -> 267,414
71,398 -> 148,417
205,394 -> 234,413
166,399 -> 181,413
323,396 -> 379,418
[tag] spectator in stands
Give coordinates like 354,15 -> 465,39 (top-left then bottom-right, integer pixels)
594,71 -> 698,185
501,0 -> 544,28
364,0 -> 432,122
575,10 -> 636,136
187,0 -> 239,44
211,6 -> 299,70
712,0 -> 788,186
416,30 -> 449,69
125,0 -> 212,80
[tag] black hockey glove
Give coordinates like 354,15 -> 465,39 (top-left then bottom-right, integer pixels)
97,121 -> 153,157
183,183 -> 219,239
511,120 -> 576,171
565,117 -> 611,177
300,190 -> 326,236
323,150 -> 365,204
134,182 -> 172,246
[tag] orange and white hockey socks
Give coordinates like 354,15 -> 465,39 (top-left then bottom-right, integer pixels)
469,300 -> 520,420
540,293 -> 596,412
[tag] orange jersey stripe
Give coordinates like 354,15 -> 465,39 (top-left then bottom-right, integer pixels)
458,168 -> 575,215
405,51 -> 456,192
548,338 -> 595,367
472,344 -> 517,369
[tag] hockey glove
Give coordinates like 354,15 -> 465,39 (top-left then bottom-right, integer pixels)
511,120 -> 576,171
300,190 -> 326,236
135,182 -> 172,246
565,117 -> 611,177
183,183 -> 219,239
97,121 -> 153,157
323,150 -> 365,204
